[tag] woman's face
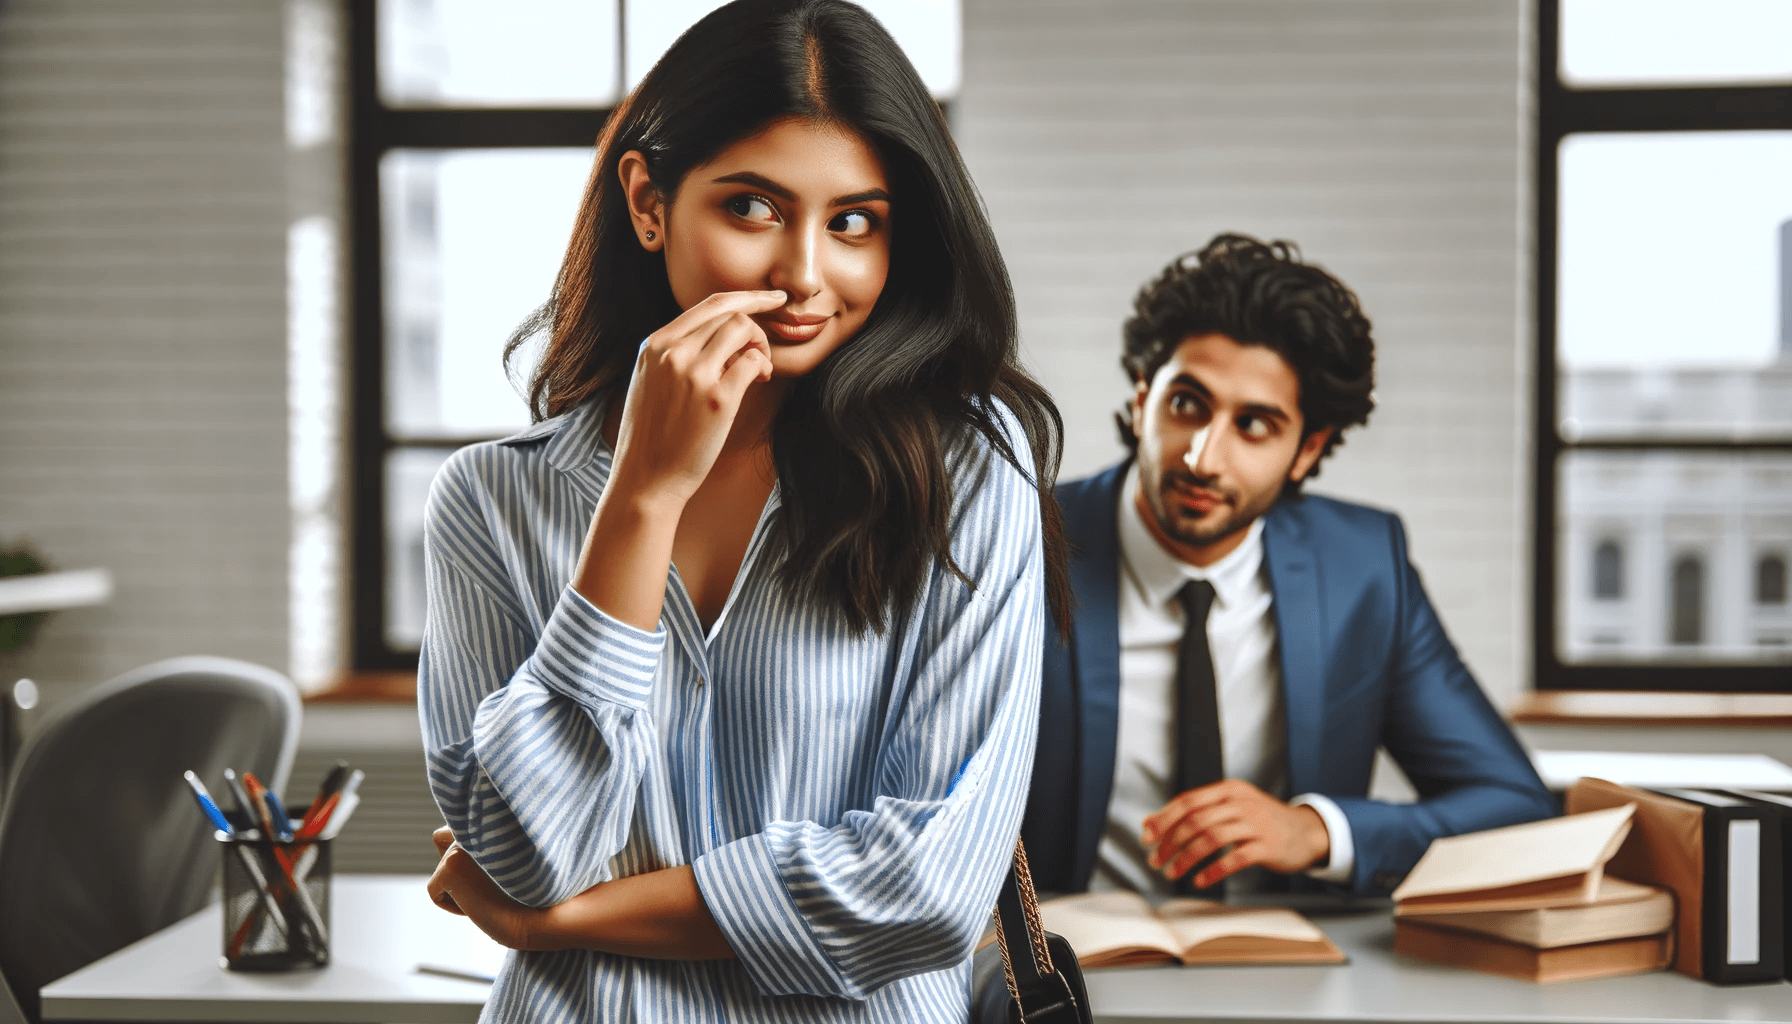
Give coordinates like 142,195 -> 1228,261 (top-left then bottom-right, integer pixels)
626,117 -> 893,378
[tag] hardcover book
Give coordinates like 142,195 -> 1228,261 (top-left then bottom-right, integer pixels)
1395,918 -> 1672,984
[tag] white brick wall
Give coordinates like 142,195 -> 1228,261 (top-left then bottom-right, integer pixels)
957,0 -> 1533,707
0,1 -> 1537,718
0,2 -> 289,705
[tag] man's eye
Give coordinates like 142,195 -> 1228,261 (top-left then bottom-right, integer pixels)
1239,416 -> 1271,439
829,210 -> 875,237
726,195 -> 777,222
1168,394 -> 1206,418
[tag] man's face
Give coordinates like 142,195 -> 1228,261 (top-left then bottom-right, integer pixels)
1130,333 -> 1331,566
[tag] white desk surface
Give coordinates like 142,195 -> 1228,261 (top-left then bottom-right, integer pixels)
41,875 -> 501,1023
1086,911 -> 1792,1024
41,876 -> 1792,1024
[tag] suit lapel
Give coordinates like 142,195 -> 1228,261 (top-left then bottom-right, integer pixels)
1061,464 -> 1127,889
1264,502 -> 1325,796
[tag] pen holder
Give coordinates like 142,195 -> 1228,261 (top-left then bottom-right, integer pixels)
218,829 -> 332,971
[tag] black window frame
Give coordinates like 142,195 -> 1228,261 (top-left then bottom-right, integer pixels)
1534,0 -> 1792,691
347,0 -> 616,670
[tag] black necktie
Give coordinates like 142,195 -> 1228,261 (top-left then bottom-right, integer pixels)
1173,579 -> 1224,897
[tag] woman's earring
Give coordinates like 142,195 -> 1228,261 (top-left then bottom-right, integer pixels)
645,230 -> 655,242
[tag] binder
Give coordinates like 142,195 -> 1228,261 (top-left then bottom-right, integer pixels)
1653,788 -> 1783,984
1720,789 -> 1792,981
1566,777 -> 1783,984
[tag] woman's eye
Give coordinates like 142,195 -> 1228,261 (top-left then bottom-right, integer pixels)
726,195 -> 777,223
829,210 -> 875,238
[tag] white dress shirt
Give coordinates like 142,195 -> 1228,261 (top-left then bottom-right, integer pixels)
1090,465 -> 1354,896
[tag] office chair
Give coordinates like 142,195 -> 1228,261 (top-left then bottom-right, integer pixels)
0,656 -> 300,1023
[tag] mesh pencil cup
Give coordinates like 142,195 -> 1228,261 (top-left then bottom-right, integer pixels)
218,827 -> 332,971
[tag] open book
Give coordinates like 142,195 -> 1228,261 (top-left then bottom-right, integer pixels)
1393,804 -> 1636,915
1036,892 -> 1346,968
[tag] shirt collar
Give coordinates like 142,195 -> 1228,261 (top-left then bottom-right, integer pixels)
1118,462 -> 1265,611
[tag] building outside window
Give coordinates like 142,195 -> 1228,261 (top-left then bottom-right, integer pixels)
1539,0 -> 1792,689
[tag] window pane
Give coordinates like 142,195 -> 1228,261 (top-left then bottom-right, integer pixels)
382,148 -> 592,439
1560,0 -> 1792,88
623,0 -> 961,98
379,0 -> 619,108
384,447 -> 453,650
1557,132 -> 1792,439
1558,450 -> 1792,663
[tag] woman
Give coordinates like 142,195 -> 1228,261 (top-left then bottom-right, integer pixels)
419,1 -> 1069,1019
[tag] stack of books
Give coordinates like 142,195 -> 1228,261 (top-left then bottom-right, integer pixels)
1391,805 -> 1676,983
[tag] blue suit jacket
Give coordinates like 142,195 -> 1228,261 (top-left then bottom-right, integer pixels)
1020,463 -> 1556,896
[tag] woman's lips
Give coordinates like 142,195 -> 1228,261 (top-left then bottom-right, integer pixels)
757,312 -> 829,344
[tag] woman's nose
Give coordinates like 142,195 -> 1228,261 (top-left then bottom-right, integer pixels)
769,221 -> 822,300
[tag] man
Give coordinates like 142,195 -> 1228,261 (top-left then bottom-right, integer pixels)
1021,234 -> 1554,898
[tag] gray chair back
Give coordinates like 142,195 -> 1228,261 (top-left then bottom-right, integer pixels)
0,656 -> 300,1023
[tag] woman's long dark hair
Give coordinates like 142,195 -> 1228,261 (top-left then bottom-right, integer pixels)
507,0 -> 1069,636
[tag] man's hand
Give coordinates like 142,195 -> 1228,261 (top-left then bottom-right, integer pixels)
1140,779 -> 1331,889
426,826 -> 554,951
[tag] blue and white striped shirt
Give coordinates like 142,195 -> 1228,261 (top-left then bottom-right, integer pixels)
419,396 -> 1045,1022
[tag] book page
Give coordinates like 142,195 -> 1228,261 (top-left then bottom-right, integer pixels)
1037,892 -> 1182,961
1156,898 -> 1329,952
1393,804 -> 1635,903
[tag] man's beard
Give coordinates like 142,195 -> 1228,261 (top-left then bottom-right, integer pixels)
1145,462 -> 1288,551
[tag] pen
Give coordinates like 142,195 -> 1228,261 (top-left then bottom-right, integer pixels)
320,770 -> 364,839
294,769 -> 365,883
182,770 -> 235,836
240,772 -> 281,840
315,760 -> 351,803
263,787 -> 296,841
319,793 -> 359,840
298,760 -> 351,836
222,768 -> 258,836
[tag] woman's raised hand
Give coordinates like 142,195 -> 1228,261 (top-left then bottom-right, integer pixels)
608,290 -> 784,508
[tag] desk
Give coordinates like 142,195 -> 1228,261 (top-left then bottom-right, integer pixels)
41,876 -> 1792,1024
1086,911 -> 1792,1024
41,875 -> 499,1023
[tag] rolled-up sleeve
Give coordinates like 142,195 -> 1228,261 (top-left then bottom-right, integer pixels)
419,449 -> 667,907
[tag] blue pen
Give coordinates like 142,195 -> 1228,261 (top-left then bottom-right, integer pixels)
262,787 -> 296,841
183,770 -> 236,836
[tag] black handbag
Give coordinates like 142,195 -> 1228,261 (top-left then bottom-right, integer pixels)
970,839 -> 1092,1024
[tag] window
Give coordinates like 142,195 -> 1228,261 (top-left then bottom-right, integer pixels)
1592,539 -> 1624,600
1761,554 -> 1788,605
348,1 -> 961,668
1669,554 -> 1704,646
1537,0 -> 1792,690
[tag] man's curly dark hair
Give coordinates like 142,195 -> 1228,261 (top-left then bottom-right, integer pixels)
1117,233 -> 1376,487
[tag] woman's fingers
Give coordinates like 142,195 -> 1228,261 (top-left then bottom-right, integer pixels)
692,311 -> 771,381
432,826 -> 454,857
426,851 -> 467,916
718,340 -> 775,399
651,290 -> 785,353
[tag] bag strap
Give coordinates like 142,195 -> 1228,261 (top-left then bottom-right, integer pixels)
993,839 -> 1080,1022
